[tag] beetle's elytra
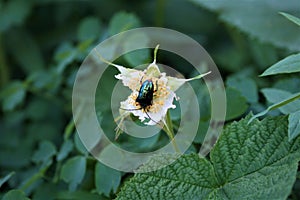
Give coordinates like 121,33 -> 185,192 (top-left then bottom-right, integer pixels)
136,79 -> 155,110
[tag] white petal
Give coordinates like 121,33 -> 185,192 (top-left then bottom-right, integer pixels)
167,71 -> 211,91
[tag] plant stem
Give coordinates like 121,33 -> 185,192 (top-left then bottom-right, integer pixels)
163,110 -> 179,152
155,0 -> 166,27
0,33 -> 9,87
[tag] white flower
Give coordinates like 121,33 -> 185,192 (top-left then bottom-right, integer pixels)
96,45 -> 211,128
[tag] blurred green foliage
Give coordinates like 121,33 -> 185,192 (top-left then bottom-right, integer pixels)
0,0 -> 300,199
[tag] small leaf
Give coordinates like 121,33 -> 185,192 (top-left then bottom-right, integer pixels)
5,29 -> 45,74
56,190 -> 105,200
108,12 -> 140,36
32,140 -> 57,164
249,90 -> 300,123
56,140 -> 73,162
273,77 -> 300,93
288,110 -> 300,141
123,33 -> 150,66
28,69 -> 61,92
2,189 -> 30,200
77,16 -> 102,41
261,88 -> 300,114
74,132 -> 89,156
261,53 -> 300,76
226,76 -> 258,103
0,172 -> 15,188
95,162 -> 121,197
225,87 -> 248,120
280,12 -> 300,26
117,116 -> 300,199
60,156 -> 86,191
0,0 -> 32,32
54,42 -> 77,74
0,81 -> 26,111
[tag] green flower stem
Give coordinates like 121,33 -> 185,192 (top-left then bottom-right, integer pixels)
0,34 -> 9,87
155,0 -> 166,27
162,110 -> 179,152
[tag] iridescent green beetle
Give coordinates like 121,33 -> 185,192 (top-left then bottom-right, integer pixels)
121,78 -> 159,123
136,79 -> 158,110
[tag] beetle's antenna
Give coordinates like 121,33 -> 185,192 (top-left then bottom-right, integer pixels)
120,107 -> 162,126
144,110 -> 163,127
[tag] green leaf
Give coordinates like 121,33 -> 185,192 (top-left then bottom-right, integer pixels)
225,87 -> 248,120
32,183 -> 58,200
77,16 -> 102,41
117,154 -> 218,199
288,110 -> 300,141
2,189 -> 30,200
95,162 -> 121,197
0,81 -> 26,111
273,77 -> 300,93
0,0 -> 32,32
260,53 -> 300,76
0,172 -> 15,188
56,190 -> 105,200
280,12 -> 300,26
60,156 -> 86,191
226,76 -> 258,103
54,42 -> 77,74
249,90 -> 300,123
56,139 -> 73,162
191,0 -> 300,51
32,140 -> 57,164
74,132 -> 89,156
123,34 -> 150,67
116,116 -> 300,199
261,88 -> 300,114
27,69 -> 61,92
6,29 -> 45,74
108,12 -> 140,36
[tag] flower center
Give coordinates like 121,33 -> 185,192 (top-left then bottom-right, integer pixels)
128,77 -> 170,113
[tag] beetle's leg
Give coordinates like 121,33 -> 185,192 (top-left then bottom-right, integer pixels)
140,76 -> 144,85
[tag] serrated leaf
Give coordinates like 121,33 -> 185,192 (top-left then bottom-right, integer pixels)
32,140 -> 57,164
191,0 -> 300,51
0,81 -> 26,111
95,162 -> 121,197
108,12 -> 140,36
60,156 -> 86,191
117,154 -> 218,199
225,87 -> 248,120
0,172 -> 15,188
116,116 -> 300,199
288,110 -> 300,141
280,12 -> 300,26
261,53 -> 300,76
2,189 -> 30,200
